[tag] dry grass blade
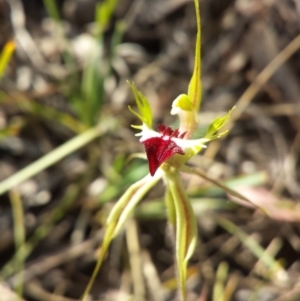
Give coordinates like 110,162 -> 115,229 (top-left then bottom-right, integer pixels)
181,165 -> 264,212
125,219 -> 145,301
8,231 -> 103,288
206,33 -> 300,159
231,34 -> 300,126
141,250 -> 165,301
25,280 -> 78,301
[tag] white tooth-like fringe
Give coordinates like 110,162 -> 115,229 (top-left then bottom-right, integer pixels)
172,137 -> 209,152
139,128 -> 160,142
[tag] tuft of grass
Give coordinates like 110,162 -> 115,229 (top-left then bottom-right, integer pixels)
2,184 -> 79,281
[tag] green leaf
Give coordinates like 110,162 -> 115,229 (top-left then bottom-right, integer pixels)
128,82 -> 153,128
81,60 -> 105,126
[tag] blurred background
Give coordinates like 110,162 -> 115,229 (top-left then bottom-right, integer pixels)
1,0 -> 300,300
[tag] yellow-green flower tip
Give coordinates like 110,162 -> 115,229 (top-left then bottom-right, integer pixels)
187,0 -> 202,112
205,107 -> 234,139
128,81 -> 153,129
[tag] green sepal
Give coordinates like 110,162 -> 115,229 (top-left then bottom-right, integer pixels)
130,124 -> 143,130
80,173 -> 161,301
128,81 -> 152,128
187,0 -> 202,112
173,0 -> 202,136
107,173 -> 161,236
205,107 -> 234,139
165,171 -> 198,301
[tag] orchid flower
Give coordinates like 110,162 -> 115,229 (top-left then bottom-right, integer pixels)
81,1 -> 233,300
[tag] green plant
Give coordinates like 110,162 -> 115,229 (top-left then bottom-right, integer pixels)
42,0 -> 121,127
79,1 -> 244,300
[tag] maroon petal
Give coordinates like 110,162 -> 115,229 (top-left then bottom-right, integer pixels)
142,137 -> 184,176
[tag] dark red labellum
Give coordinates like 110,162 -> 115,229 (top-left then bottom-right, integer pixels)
142,125 -> 185,176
